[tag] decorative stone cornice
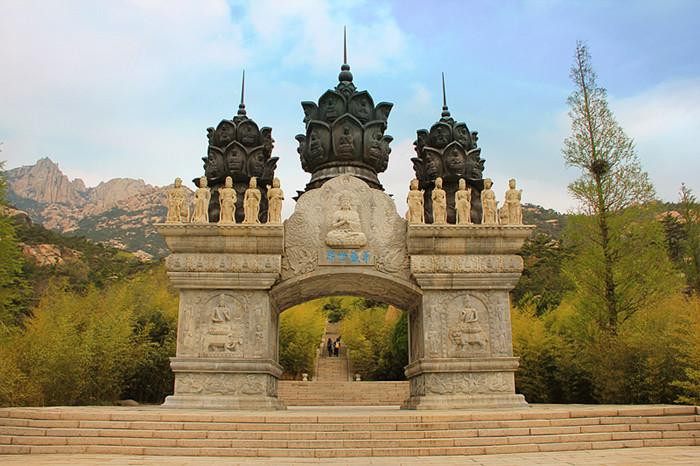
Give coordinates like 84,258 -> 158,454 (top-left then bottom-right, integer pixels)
155,223 -> 284,254
407,224 -> 535,255
404,357 -> 520,378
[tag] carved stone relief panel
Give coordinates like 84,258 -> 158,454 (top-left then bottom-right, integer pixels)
282,175 -> 410,282
422,291 -> 491,358
411,255 -> 523,274
417,372 -> 514,395
175,373 -> 270,396
166,254 -> 281,273
176,290 -> 272,359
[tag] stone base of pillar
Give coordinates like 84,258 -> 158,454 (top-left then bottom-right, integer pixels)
403,358 -> 528,410
162,359 -> 286,410
162,394 -> 285,410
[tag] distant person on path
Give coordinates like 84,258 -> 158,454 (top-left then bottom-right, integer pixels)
334,337 -> 341,357
326,338 -> 333,357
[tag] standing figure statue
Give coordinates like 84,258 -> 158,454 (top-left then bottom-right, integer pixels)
192,177 -> 211,224
266,178 -> 284,224
504,178 -> 523,225
166,177 -> 189,223
455,178 -> 472,225
243,177 -> 261,224
431,177 -> 447,224
218,176 -> 236,224
481,178 -> 498,225
406,179 -> 425,224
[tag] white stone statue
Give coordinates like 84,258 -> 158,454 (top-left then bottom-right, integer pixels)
325,192 -> 367,248
431,177 -> 447,224
504,178 -> 523,225
218,176 -> 236,224
455,178 -> 472,225
406,178 -> 424,224
166,177 -> 189,223
243,177 -> 261,224
266,178 -> 284,224
191,177 -> 211,224
481,178 -> 498,225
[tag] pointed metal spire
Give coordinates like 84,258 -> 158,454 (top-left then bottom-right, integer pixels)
339,26 -> 353,82
237,70 -> 247,117
441,72 -> 450,118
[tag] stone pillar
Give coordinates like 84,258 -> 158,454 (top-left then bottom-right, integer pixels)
156,223 -> 285,410
403,224 -> 534,409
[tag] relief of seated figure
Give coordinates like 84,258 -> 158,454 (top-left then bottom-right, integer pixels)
325,193 -> 367,248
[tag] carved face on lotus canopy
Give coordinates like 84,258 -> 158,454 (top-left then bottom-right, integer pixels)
247,151 -> 265,178
309,130 -> 324,160
431,125 -> 450,148
454,124 -> 471,149
322,95 -> 343,122
367,129 -> 383,160
205,149 -> 224,179
238,121 -> 258,146
425,152 -> 442,178
445,147 -> 467,175
227,147 -> 245,173
217,122 -> 236,147
350,95 -> 372,122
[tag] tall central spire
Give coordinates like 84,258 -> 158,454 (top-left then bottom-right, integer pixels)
237,70 -> 247,117
338,26 -> 353,82
441,72 -> 450,118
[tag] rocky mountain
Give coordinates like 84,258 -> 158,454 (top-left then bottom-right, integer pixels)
4,158 -> 172,259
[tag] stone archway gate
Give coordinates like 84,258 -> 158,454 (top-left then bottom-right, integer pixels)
156,175 -> 533,410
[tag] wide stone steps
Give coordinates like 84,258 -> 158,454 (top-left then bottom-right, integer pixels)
278,381 -> 409,406
1,406 -> 698,458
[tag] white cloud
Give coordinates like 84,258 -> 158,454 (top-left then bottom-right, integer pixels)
612,78 -> 700,202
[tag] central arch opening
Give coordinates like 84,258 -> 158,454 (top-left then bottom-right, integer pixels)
270,271 -> 422,406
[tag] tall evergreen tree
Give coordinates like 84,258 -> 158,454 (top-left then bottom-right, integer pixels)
562,42 -> 679,334
0,160 -> 28,328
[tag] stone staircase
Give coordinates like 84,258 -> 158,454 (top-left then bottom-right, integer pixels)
1,405 -> 698,458
278,381 -> 409,406
315,355 -> 349,381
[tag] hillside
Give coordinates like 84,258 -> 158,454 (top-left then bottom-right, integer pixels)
4,158 -> 172,258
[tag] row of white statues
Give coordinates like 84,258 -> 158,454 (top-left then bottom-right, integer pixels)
407,177 -> 523,225
166,176 -> 284,225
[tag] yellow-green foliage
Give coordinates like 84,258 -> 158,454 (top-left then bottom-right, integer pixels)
279,299 -> 326,379
672,294 -> 700,404
0,266 -> 178,407
512,292 -> 700,405
342,303 -> 406,380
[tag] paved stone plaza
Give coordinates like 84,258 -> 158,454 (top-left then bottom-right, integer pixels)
2,446 -> 700,465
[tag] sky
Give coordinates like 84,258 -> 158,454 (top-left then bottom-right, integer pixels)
1,0 -> 699,218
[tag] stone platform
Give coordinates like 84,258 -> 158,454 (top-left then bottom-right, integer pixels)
1,405 -> 698,459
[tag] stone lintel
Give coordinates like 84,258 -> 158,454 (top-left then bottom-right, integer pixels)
170,357 -> 284,378
166,272 -> 279,290
412,272 -> 522,290
405,357 -> 520,378
155,223 -> 284,254
407,224 -> 535,255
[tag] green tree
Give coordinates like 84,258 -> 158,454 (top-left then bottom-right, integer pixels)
279,301 -> 326,379
0,161 -> 28,328
675,184 -> 700,293
562,42 -> 676,334
513,233 -> 572,315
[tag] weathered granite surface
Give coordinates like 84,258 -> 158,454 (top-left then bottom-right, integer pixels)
157,175 -> 533,410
